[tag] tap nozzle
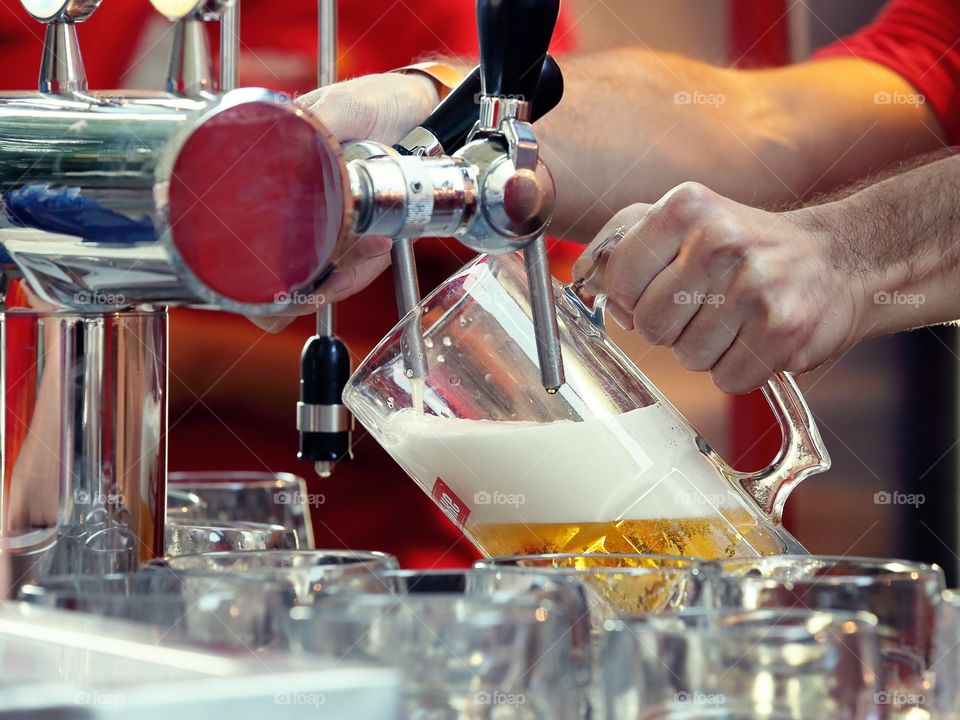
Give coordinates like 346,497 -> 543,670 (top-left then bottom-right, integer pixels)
298,306 -> 353,477
391,237 -> 428,383
523,235 -> 564,392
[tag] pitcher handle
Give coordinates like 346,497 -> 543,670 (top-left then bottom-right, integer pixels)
731,372 -> 831,525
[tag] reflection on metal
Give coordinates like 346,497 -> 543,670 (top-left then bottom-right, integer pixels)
0,88 -> 352,315
167,16 -> 216,98
20,0 -> 101,23
38,23 -> 87,96
0,283 -> 166,590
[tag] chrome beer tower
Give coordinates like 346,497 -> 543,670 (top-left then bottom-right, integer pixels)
297,0 -> 567,477
0,0 -> 346,587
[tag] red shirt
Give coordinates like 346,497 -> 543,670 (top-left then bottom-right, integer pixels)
814,0 -> 960,143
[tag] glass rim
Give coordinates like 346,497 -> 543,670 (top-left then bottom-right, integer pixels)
158,548 -> 398,567
475,552 -> 699,573
22,570 -> 294,595
703,554 -> 944,585
296,590 -> 557,616
167,470 -> 305,490
607,607 -> 881,639
165,519 -> 290,532
33,588 -> 256,604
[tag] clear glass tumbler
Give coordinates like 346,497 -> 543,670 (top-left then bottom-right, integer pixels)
701,555 -> 944,715
599,608 -> 885,720
287,591 -> 583,720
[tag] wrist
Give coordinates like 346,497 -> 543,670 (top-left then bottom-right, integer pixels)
784,203 -> 881,342
789,200 -> 929,340
389,62 -> 463,104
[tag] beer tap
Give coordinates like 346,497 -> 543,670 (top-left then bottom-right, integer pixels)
150,1 -> 227,99
22,0 -> 100,97
310,0 -> 564,391
471,0 -> 564,391
299,0 -> 563,476
386,55 -> 564,386
299,0 -> 354,479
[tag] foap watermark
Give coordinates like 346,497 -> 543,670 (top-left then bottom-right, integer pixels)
74,489 -> 125,506
673,90 -> 726,107
274,692 -> 326,708
275,490 -> 325,508
473,92 -> 526,104
874,291 -> 924,308
474,490 -> 525,508
74,291 -> 126,307
674,490 -> 729,508
874,490 -> 925,508
274,290 -> 327,305
74,692 -> 126,708
675,691 -> 726,707
674,291 -> 724,307
474,691 -> 526,708
874,91 -> 925,107
874,690 -> 925,707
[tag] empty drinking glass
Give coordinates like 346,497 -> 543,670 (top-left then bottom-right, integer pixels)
701,555 -> 943,715
164,519 -> 299,556
348,567 -> 596,711
20,571 -> 296,654
477,553 -> 702,618
600,608 -> 885,720
154,549 -> 399,602
167,471 -> 316,548
287,591 -> 583,719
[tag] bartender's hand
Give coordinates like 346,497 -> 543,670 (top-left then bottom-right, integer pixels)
574,182 -> 872,393
247,73 -> 439,332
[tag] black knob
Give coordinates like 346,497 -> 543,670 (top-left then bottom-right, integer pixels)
400,54 -> 563,155
477,0 -> 560,102
298,334 -> 352,465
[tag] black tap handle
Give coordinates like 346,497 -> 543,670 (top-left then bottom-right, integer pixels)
477,0 -> 560,101
410,55 -> 563,155
298,334 -> 352,465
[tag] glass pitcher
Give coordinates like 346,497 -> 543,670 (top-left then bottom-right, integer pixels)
343,253 -> 830,560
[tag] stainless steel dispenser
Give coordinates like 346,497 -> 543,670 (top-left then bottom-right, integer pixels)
0,0 -> 348,588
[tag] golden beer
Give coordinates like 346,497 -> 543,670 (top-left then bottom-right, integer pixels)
470,510 -> 785,560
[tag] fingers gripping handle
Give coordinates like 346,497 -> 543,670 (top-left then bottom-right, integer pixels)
735,372 -> 831,524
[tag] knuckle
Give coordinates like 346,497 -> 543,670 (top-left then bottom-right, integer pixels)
635,314 -> 679,345
673,343 -> 712,372
712,366 -> 754,394
654,182 -> 718,227
665,181 -> 712,210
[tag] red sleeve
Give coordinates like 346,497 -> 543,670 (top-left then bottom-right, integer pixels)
812,0 -> 960,143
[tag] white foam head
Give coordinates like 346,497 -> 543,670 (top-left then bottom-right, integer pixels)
381,404 -> 750,526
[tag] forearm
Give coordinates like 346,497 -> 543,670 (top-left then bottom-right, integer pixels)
536,50 -> 944,241
792,153 -> 960,338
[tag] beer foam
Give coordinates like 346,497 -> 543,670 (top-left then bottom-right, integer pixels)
381,404 -> 752,525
